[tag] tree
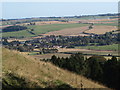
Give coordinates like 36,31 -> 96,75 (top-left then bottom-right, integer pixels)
103,57 -> 119,89
31,29 -> 34,31
2,38 -> 9,45
86,56 -> 103,81
88,24 -> 93,29
50,55 -> 57,64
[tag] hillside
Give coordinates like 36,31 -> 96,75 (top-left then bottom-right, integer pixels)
2,25 -> 27,32
2,48 -> 108,88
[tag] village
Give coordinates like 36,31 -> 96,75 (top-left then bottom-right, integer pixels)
2,30 -> 118,57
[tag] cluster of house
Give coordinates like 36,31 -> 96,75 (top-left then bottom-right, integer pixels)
2,37 -> 60,54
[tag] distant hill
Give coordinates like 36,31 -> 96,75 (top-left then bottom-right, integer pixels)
2,25 -> 27,32
2,48 -> 108,89
1,13 -> 119,21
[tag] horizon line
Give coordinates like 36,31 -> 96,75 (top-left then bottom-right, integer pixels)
1,13 -> 119,20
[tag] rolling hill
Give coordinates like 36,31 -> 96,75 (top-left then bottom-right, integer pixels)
2,48 -> 108,88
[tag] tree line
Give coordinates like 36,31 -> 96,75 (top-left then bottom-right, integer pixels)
2,25 -> 27,32
40,32 -> 118,48
45,53 -> 120,90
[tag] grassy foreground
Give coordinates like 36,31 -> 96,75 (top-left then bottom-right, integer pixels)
2,48 -> 107,88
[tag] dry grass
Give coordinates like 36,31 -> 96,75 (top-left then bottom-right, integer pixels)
85,25 -> 117,34
58,48 -> 116,53
2,48 -> 108,88
79,18 -> 118,24
35,21 -> 78,25
31,53 -> 71,59
31,53 -> 114,60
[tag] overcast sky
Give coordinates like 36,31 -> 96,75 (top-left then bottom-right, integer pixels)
1,2 -> 118,19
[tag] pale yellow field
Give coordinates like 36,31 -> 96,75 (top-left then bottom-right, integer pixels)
58,48 -> 116,53
85,25 -> 117,34
28,48 -> 117,60
35,21 -> 78,25
31,53 -> 71,59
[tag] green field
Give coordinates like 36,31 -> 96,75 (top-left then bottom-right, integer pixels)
98,20 -> 118,23
2,23 -> 87,38
75,44 -> 118,51
27,23 -> 88,35
95,23 -> 118,26
2,30 -> 35,37
2,20 -> 118,38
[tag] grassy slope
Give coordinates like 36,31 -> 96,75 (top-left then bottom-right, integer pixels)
2,48 -> 107,88
2,23 -> 87,38
75,44 -> 118,51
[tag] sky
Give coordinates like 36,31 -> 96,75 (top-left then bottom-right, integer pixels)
1,2 -> 118,19
1,0 -> 120,2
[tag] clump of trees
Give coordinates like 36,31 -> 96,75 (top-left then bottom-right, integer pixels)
27,22 -> 36,25
42,48 -> 58,54
2,25 -> 27,32
88,23 -> 94,29
48,32 -> 117,47
46,54 -> 120,90
2,39 -> 34,52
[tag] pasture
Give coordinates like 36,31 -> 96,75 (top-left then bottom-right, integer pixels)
27,23 -> 88,35
58,48 -> 118,55
2,17 -> 118,38
84,25 -> 117,34
2,23 -> 88,38
43,26 -> 89,36
27,48 -> 118,60
2,30 -> 35,38
75,44 -> 118,51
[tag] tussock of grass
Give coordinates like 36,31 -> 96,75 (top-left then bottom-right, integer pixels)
2,72 -> 41,88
